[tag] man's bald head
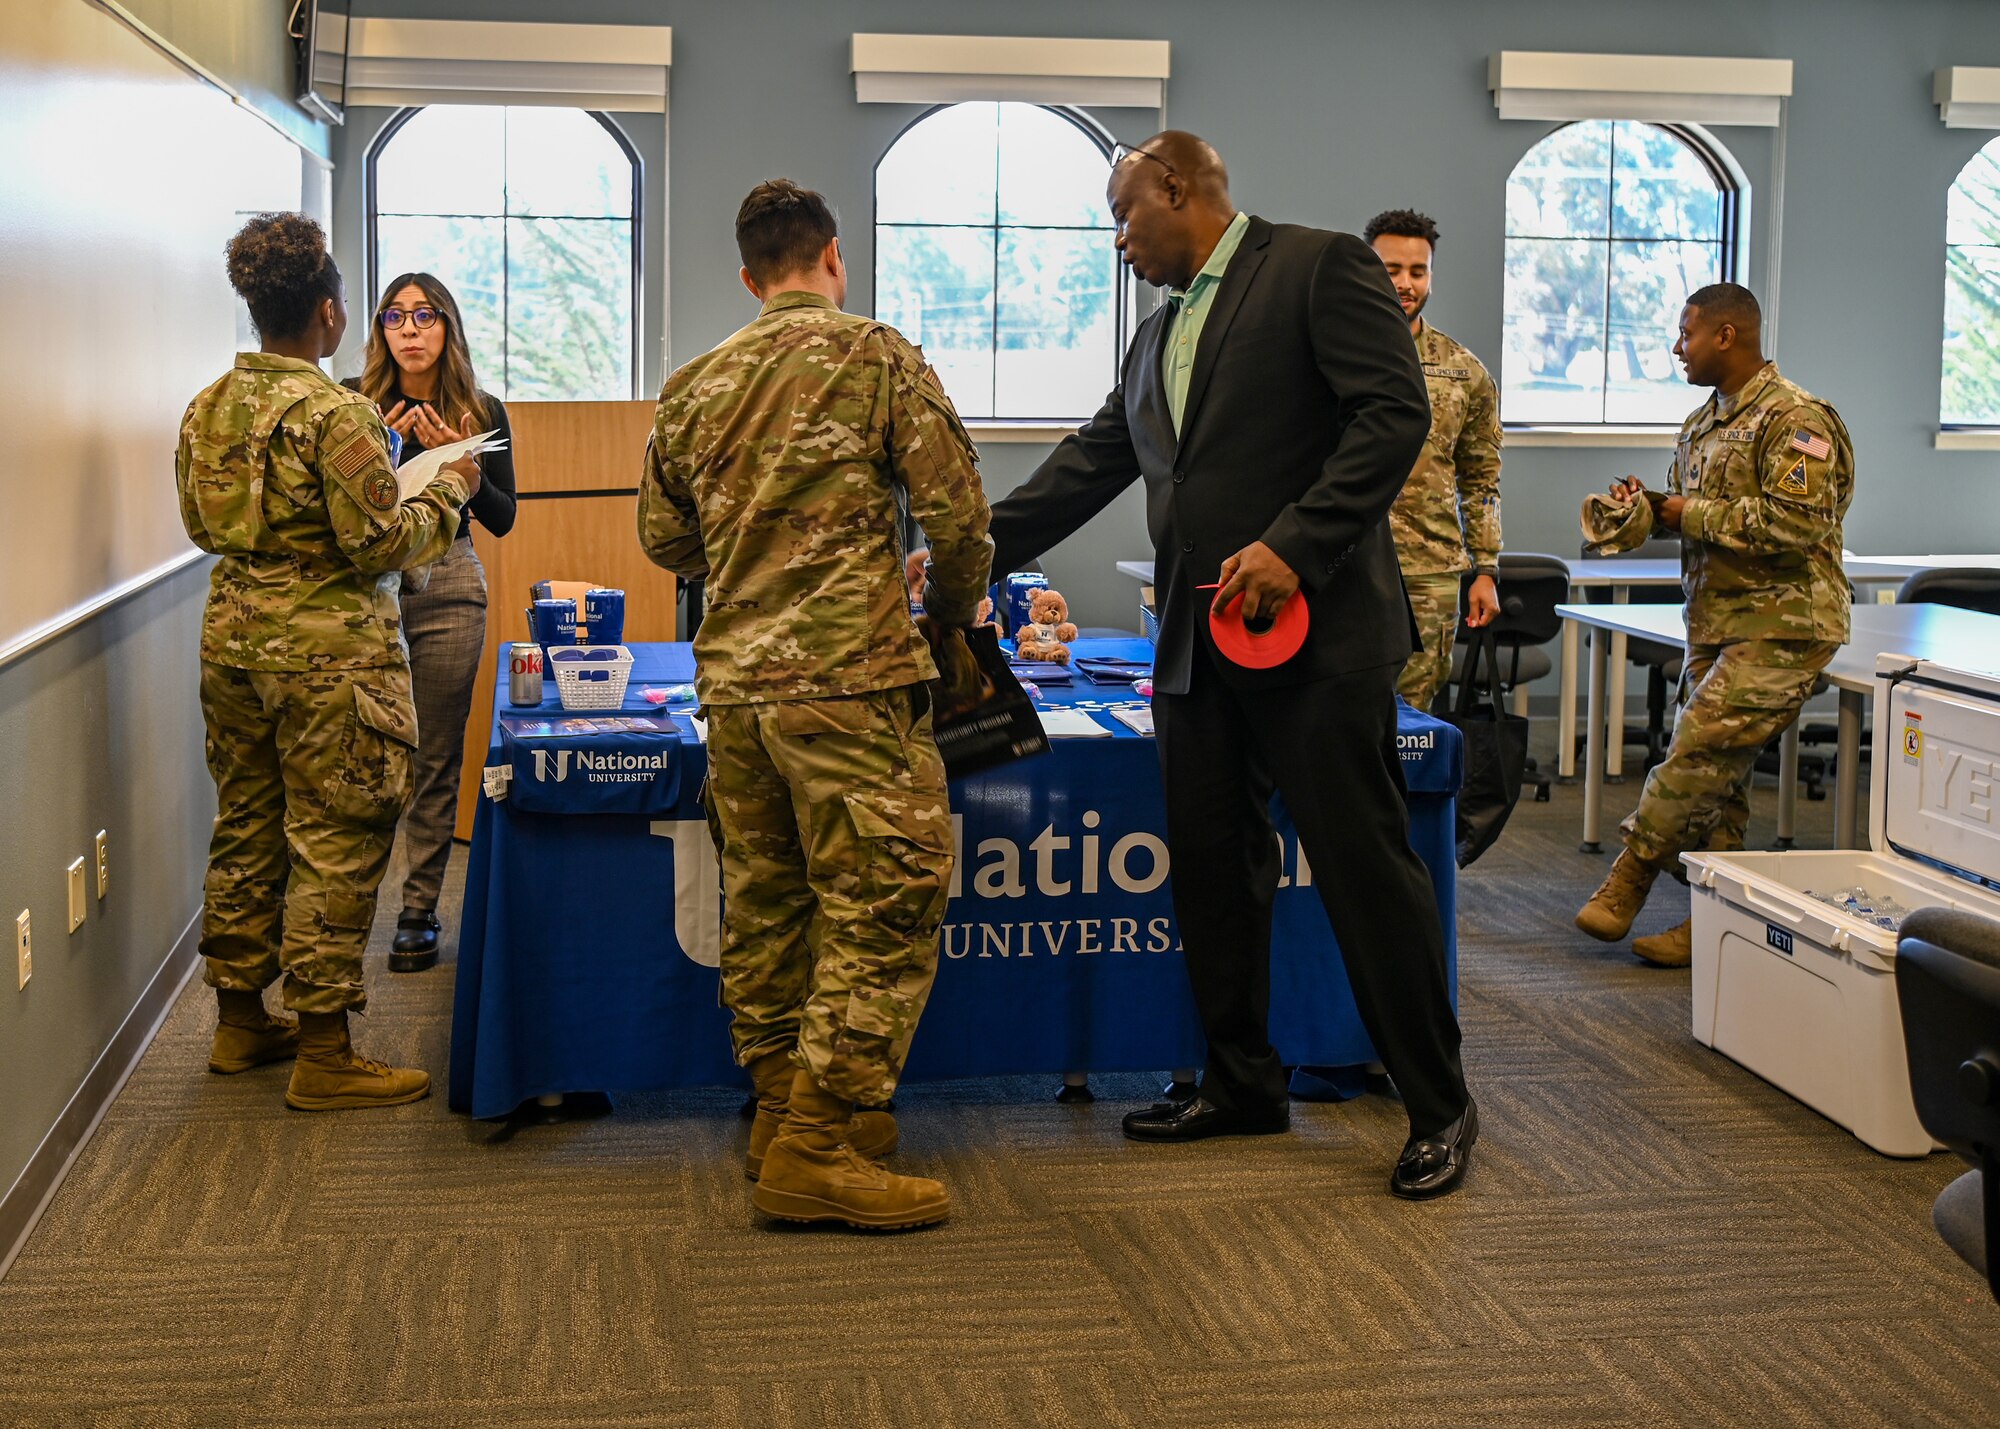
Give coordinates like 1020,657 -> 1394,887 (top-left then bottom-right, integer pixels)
1117,131 -> 1231,205
1106,130 -> 1238,290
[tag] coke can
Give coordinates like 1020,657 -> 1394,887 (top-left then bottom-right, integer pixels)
507,641 -> 545,706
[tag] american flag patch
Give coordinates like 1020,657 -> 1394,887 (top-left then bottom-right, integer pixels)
329,434 -> 379,481
1791,428 -> 1832,461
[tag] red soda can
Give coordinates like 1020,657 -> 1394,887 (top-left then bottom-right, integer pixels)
508,641 -> 545,706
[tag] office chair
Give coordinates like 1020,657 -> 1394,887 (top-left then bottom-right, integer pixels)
1799,567 -> 2000,784
1897,567 -> 2000,618
1445,553 -> 1570,801
1897,906 -> 2000,1303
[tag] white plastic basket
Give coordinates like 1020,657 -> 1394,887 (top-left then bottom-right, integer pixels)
548,645 -> 634,711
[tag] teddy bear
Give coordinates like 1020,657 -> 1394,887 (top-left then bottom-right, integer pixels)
1014,623 -> 1073,666
1027,588 -> 1079,644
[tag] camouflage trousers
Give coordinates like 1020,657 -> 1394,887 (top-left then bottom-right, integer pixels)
1396,571 -> 1462,711
702,685 -> 954,1104
199,661 -> 419,1013
1620,638 -> 1838,870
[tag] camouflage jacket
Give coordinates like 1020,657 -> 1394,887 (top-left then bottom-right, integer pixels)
177,353 -> 469,670
1389,322 -> 1502,577
1667,363 -> 1854,645
637,291 -> 994,706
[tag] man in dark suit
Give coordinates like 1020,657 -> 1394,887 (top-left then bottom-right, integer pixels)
912,132 -> 1476,1197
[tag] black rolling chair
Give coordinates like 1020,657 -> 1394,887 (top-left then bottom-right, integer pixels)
1445,553 -> 1570,801
1800,567 -> 2000,779
1896,906 -> 2000,1303
1898,567 -> 2000,617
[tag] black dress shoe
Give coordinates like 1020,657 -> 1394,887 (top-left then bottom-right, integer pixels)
1121,1095 -> 1289,1143
1391,1099 -> 1478,1200
389,911 -> 441,972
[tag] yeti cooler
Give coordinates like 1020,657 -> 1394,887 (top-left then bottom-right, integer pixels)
1683,654 -> 2000,1157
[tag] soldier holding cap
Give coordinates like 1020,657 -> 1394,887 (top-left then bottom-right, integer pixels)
1576,283 -> 1854,966
1365,209 -> 1503,711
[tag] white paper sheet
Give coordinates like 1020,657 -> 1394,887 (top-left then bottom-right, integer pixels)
1109,705 -> 1155,736
1037,707 -> 1113,738
394,429 -> 509,501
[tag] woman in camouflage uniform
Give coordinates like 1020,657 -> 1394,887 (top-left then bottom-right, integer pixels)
179,213 -> 476,1109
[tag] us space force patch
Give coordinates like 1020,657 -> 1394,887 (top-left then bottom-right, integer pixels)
1423,364 -> 1472,380
363,471 -> 399,511
1776,457 -> 1810,496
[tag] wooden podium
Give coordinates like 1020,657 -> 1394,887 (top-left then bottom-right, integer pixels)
451,399 -> 676,840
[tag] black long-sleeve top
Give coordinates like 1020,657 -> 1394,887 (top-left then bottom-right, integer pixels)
341,379 -> 519,536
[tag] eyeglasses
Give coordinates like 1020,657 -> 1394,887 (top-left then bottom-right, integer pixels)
1112,143 -> 1178,179
379,306 -> 440,330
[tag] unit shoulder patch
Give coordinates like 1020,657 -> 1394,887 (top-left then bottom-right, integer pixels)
1775,457 -> 1810,496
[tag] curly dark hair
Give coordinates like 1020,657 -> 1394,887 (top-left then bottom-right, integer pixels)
225,212 -> 341,342
1362,208 -> 1441,248
735,179 -> 839,286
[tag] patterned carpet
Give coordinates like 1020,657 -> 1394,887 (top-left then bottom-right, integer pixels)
2,740 -> 1996,1427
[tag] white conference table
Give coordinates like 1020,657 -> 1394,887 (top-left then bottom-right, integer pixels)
1560,599 -> 2000,855
1116,556 -> 1919,785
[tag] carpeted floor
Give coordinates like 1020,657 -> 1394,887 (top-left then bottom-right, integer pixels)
2,741 -> 1996,1427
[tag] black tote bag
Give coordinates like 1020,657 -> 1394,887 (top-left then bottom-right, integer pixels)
1440,626 -> 1529,868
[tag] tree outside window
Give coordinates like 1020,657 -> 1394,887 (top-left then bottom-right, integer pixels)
1502,120 -> 1737,426
1945,140 -> 2000,427
875,103 -> 1125,421
369,105 -> 637,401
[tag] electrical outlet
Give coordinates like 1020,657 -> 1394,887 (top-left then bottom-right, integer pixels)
15,910 -> 29,990
67,858 -> 86,933
95,830 -> 108,899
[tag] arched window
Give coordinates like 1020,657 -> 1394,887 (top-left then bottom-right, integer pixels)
875,102 -> 1125,421
1502,120 -> 1739,426
1945,140 -> 2000,427
368,105 -> 639,401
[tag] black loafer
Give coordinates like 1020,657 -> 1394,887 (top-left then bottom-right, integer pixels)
1121,1095 -> 1290,1143
1391,1099 -> 1478,1200
389,911 -> 441,972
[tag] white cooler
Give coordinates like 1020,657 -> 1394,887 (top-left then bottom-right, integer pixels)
1684,654 -> 2000,1157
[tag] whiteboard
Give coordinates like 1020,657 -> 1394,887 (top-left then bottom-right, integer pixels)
0,1 -> 307,662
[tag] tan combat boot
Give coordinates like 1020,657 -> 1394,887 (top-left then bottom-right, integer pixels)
1575,849 -> 1663,943
284,1011 -> 430,1111
743,1049 -> 898,1181
207,988 -> 299,1074
1632,918 -> 1693,968
751,1071 -> 949,1230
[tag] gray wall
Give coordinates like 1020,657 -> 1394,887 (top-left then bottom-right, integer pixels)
0,0 -> 324,1229
0,567 -> 214,1198
116,0 -> 329,155
344,0 -> 2000,631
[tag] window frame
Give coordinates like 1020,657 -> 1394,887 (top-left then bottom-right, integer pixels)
871,101 -> 1133,425
1500,119 -> 1743,434
363,104 -> 645,401
1941,135 -> 2000,435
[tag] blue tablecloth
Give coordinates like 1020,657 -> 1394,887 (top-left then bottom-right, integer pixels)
450,641 -> 1462,1117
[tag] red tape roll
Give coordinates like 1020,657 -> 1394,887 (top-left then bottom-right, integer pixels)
1201,586 -> 1310,669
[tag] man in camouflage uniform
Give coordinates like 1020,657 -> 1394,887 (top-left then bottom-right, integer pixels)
638,179 -> 992,1230
180,222 -> 474,1110
1576,283 -> 1853,966
1365,210 -> 1502,710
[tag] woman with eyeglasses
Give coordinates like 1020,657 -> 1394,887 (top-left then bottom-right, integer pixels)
346,272 -> 518,972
